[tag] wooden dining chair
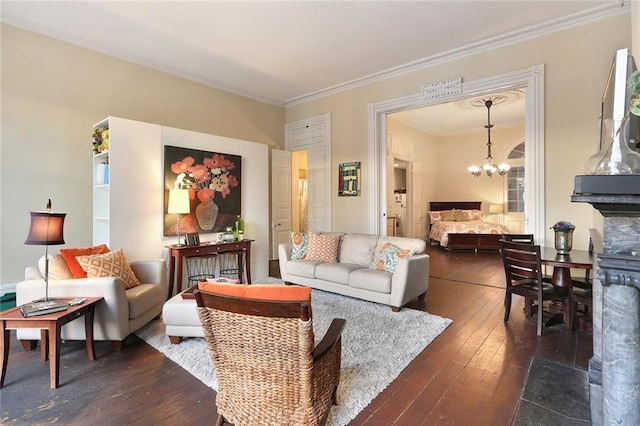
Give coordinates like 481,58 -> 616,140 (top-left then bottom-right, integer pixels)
501,233 -> 535,244
501,240 -> 571,336
501,234 -> 536,315
194,283 -> 346,426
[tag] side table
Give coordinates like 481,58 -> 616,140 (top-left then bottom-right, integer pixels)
0,296 -> 104,389
165,240 -> 253,299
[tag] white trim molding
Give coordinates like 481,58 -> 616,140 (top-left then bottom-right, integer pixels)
368,65 -> 546,244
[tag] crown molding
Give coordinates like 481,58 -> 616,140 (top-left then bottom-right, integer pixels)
285,1 -> 630,107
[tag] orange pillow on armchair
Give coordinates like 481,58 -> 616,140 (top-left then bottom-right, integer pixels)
60,244 -> 110,278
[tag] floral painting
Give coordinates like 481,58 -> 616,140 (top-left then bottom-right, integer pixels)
164,146 -> 241,236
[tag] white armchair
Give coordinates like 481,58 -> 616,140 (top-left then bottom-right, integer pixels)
16,259 -> 167,351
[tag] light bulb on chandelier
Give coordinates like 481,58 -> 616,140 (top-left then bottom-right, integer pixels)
468,99 -> 510,178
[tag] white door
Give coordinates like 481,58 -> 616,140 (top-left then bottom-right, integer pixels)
410,162 -> 423,239
271,150 -> 292,260
306,145 -> 330,231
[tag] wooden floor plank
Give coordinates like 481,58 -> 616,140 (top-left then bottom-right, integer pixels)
1,246 -> 592,425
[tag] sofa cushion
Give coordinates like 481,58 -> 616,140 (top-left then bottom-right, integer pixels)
370,242 -> 416,273
198,282 -> 311,302
315,263 -> 362,285
38,254 -> 73,280
77,248 -> 141,289
286,259 -> 322,279
290,231 -> 308,259
60,244 -> 110,278
338,233 -> 379,266
305,231 -> 341,263
349,268 -> 392,294
126,283 -> 165,319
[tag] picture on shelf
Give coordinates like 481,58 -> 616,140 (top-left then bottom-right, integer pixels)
164,146 -> 241,236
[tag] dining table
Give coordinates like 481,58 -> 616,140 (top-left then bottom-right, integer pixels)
540,247 -> 595,331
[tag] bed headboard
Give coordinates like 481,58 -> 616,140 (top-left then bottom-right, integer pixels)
429,201 -> 482,212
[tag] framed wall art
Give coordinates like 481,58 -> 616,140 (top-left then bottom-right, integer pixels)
338,161 -> 361,196
164,145 -> 241,236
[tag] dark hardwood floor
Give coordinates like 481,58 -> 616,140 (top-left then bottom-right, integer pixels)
1,246 -> 592,425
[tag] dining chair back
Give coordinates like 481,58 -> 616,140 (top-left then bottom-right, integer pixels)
501,240 -> 570,336
194,285 -> 346,426
501,233 -> 535,244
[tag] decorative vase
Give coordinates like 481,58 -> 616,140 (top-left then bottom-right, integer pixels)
554,230 -> 573,255
222,227 -> 236,242
585,116 -> 640,175
195,198 -> 218,231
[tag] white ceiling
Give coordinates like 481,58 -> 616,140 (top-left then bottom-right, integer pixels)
1,0 -> 626,109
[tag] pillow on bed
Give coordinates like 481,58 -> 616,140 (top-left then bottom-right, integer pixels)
458,209 -> 484,221
454,210 -> 469,221
428,211 -> 442,223
440,209 -> 456,221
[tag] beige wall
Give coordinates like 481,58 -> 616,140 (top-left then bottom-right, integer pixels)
0,24 -> 285,284
286,13 -> 631,250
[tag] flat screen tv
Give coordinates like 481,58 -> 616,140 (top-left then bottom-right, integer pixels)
600,48 -> 639,151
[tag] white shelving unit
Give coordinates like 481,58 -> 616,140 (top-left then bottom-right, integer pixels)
93,118 -> 110,246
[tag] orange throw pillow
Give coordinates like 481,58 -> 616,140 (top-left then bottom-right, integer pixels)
60,244 -> 110,278
198,282 -> 311,302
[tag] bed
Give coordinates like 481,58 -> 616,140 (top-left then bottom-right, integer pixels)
428,201 -> 508,251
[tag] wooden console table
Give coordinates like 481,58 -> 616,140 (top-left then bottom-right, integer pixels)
0,297 -> 103,389
165,240 -> 253,299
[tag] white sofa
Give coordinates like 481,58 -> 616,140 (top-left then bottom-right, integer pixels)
16,259 -> 167,350
278,233 -> 429,311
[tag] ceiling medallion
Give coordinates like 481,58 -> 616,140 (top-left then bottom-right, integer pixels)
454,89 -> 525,110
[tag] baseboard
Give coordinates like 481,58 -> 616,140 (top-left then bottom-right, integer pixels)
0,282 -> 17,298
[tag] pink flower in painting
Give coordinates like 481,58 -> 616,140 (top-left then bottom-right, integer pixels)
171,156 -> 195,174
172,153 -> 238,202
190,164 -> 210,183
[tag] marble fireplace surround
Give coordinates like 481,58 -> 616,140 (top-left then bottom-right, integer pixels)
573,177 -> 640,425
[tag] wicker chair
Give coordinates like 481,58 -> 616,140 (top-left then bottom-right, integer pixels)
194,285 -> 346,426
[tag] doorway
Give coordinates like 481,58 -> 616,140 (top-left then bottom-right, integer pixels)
368,65 -> 545,244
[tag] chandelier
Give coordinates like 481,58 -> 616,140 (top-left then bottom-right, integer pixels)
468,99 -> 510,177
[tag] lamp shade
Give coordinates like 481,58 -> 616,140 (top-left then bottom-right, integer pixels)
489,204 -> 504,214
168,189 -> 190,214
25,211 -> 66,245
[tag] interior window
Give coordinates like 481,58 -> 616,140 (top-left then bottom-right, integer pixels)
506,142 -> 525,212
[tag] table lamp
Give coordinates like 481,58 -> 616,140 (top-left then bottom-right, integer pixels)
168,189 -> 190,245
489,203 -> 504,224
489,203 -> 504,215
24,199 -> 66,301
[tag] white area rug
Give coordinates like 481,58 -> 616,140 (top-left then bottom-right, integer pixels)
136,284 -> 452,426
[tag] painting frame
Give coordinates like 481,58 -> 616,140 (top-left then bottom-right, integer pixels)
164,145 -> 241,236
338,161 -> 361,196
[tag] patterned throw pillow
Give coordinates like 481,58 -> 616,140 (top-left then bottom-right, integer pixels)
76,248 -> 141,289
370,242 -> 416,273
290,232 -> 309,259
304,231 -> 341,263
